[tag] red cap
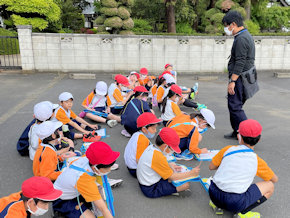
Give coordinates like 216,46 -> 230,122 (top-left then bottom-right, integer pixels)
133,86 -> 148,93
132,72 -> 140,79
161,70 -> 173,76
164,64 -> 173,69
238,119 -> 262,137
140,68 -> 148,75
159,127 -> 181,153
170,84 -> 182,96
115,74 -> 130,87
22,177 -> 62,201
86,142 -> 120,165
137,112 -> 162,128
158,75 -> 163,80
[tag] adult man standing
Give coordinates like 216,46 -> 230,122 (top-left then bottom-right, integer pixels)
222,11 -> 256,139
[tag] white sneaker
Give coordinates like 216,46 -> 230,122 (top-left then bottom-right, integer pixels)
107,120 -> 118,128
108,178 -> 123,188
121,129 -> 131,138
111,163 -> 119,171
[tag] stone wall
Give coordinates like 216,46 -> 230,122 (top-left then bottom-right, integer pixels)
17,25 -> 290,73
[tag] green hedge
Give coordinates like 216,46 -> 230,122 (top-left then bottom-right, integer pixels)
0,28 -> 19,55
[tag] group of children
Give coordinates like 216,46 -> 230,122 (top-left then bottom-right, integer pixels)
1,64 -> 277,218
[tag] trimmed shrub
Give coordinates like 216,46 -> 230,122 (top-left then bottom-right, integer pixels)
122,18 -> 134,30
245,20 -> 260,35
132,18 -> 152,34
121,0 -> 134,7
97,31 -> 110,34
100,7 -> 118,17
95,15 -> 106,25
119,30 -> 134,35
176,23 -> 194,34
118,6 -> 130,20
97,26 -> 106,32
102,0 -> 118,8
104,16 -> 123,28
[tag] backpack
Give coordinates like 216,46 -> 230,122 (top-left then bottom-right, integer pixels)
17,119 -> 36,156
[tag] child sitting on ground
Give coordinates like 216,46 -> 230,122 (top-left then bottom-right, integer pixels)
127,71 -> 140,89
208,119 -> 278,218
81,81 -> 119,127
167,109 -> 215,160
107,74 -> 134,115
121,86 -> 153,137
52,92 -> 99,141
0,176 -> 62,217
160,84 -> 183,126
137,127 -> 200,198
138,68 -> 155,91
28,101 -> 58,161
53,142 -> 120,218
124,112 -> 162,177
33,121 -> 75,181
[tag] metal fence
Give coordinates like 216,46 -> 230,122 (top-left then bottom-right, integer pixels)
0,36 -> 21,69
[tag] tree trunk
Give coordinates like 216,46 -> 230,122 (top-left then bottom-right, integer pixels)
210,0 -> 216,8
245,0 -> 251,20
166,1 -> 176,33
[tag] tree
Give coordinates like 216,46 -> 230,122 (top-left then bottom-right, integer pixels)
60,0 -> 85,31
165,0 -> 176,33
0,0 -> 61,31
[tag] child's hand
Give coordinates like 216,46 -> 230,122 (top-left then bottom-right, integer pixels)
60,151 -> 76,160
200,148 -> 208,154
84,130 -> 91,135
90,124 -> 99,130
106,107 -> 111,113
190,166 -> 200,177
174,165 -> 183,172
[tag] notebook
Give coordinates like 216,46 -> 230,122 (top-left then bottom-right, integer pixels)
172,164 -> 200,187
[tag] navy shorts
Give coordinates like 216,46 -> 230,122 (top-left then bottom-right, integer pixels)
94,106 -> 106,112
53,196 -> 91,218
127,167 -> 137,178
110,107 -> 123,115
163,120 -> 169,127
179,137 -> 189,152
209,182 -> 262,213
139,179 -> 177,198
68,119 -> 82,140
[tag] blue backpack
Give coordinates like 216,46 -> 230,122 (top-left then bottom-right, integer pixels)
17,119 -> 36,156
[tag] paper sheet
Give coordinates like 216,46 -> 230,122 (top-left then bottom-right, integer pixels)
194,150 -> 219,161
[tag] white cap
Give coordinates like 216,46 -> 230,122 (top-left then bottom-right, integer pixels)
163,73 -> 176,84
95,81 -> 107,96
36,121 -> 63,140
130,71 -> 137,75
34,101 -> 54,122
42,101 -> 59,110
200,108 -> 215,129
59,92 -> 73,102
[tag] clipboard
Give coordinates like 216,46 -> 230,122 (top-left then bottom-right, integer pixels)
84,109 -> 108,118
193,150 -> 219,161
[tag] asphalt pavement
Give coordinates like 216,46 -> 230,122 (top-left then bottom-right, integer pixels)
0,71 -> 289,218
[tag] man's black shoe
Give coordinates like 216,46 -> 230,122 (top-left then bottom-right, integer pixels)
224,132 -> 238,140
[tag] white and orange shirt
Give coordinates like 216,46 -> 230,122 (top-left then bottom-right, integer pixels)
137,144 -> 173,186
82,92 -> 106,108
0,192 -> 27,218
54,157 -> 102,202
161,99 -> 182,121
52,106 -> 77,125
107,84 -> 124,108
156,85 -> 167,103
124,132 -> 150,170
212,145 -> 275,194
167,114 -> 201,154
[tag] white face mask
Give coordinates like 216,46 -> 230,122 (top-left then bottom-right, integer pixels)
28,205 -> 48,216
238,134 -> 242,144
175,96 -> 180,102
93,166 -> 109,176
224,26 -> 233,36
163,145 -> 174,156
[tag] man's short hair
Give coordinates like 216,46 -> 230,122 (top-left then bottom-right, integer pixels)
222,10 -> 244,27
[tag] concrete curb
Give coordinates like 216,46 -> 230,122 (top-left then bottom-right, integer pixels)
274,72 -> 290,78
69,73 -> 96,79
